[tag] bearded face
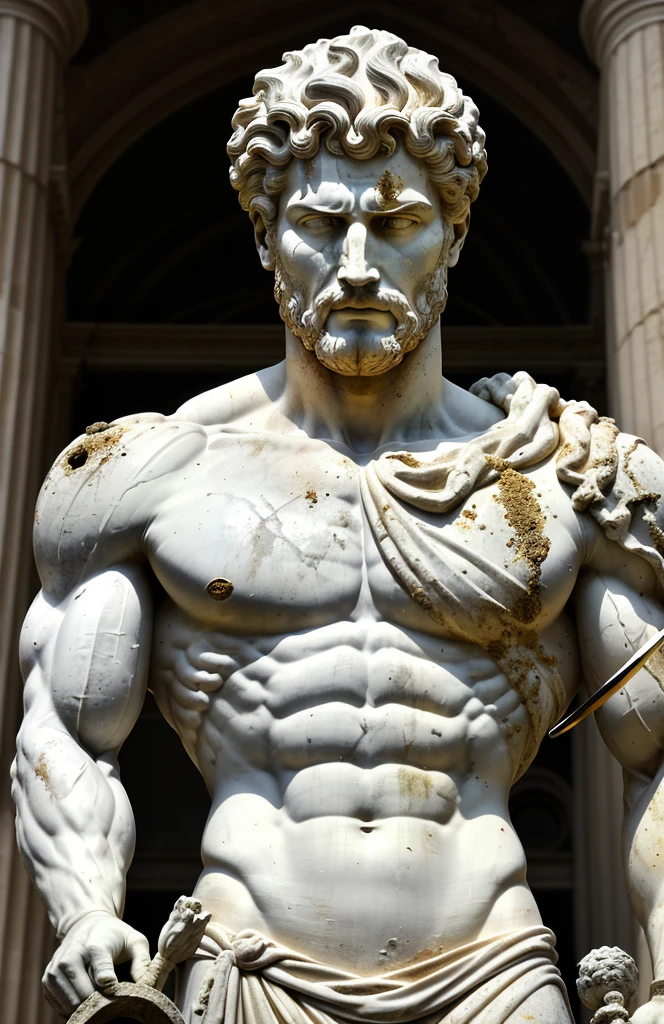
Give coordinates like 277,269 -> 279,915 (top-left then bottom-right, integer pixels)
260,145 -> 457,377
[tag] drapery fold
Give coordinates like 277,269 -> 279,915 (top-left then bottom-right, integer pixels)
360,371 -> 664,776
186,924 -> 567,1024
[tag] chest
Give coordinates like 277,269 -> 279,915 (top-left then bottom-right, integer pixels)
143,436 -> 585,635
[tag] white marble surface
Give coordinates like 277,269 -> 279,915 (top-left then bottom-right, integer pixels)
0,5 -> 87,1024
12,25 -> 664,1024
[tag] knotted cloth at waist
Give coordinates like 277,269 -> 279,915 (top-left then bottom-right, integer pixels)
187,923 -> 568,1024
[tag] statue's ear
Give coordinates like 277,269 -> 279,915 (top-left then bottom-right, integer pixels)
447,213 -> 470,268
447,236 -> 465,268
252,213 -> 274,271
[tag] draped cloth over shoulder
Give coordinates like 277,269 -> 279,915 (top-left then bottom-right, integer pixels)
184,923 -> 568,1024
361,371 -> 664,779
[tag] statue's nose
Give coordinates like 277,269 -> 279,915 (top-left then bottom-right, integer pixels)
337,223 -> 380,287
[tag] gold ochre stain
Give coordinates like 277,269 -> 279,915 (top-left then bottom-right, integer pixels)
34,754 -> 51,793
249,436 -> 268,459
62,425 -> 126,474
397,765 -> 432,800
387,452 -> 421,469
376,169 -> 404,205
646,647 -> 664,694
501,719 -> 523,741
648,518 -> 664,558
486,457 -> 550,625
305,489 -> 318,507
206,578 -> 234,601
454,507 -> 478,531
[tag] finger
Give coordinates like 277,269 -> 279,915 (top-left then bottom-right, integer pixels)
61,960 -> 96,1007
42,964 -> 91,1018
129,935 -> 151,982
42,973 -> 69,1019
86,946 -> 119,993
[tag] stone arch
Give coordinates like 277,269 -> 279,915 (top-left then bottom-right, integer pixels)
66,0 -> 598,221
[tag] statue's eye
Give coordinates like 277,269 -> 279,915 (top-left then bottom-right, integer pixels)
381,216 -> 418,232
299,215 -> 339,231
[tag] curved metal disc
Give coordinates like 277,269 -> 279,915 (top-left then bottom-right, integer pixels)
67,982 -> 185,1024
549,625 -> 664,738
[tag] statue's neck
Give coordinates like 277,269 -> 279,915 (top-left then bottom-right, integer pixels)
280,325 -> 449,453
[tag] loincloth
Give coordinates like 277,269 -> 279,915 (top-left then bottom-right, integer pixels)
178,924 -> 570,1024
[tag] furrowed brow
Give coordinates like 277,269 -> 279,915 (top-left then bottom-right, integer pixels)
362,188 -> 433,214
286,195 -> 353,217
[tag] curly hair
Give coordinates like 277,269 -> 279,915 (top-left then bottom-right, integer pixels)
227,26 -> 487,239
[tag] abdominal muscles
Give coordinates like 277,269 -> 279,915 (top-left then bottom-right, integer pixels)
152,615 -> 537,972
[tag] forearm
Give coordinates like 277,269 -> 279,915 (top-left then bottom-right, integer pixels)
12,699 -> 134,937
625,761 -> 664,978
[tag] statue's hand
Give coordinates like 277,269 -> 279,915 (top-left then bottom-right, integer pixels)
42,911 -> 150,1017
632,995 -> 664,1023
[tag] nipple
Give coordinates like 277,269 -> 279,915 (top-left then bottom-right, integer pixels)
206,578 -> 234,601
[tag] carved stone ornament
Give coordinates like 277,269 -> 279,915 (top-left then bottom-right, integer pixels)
577,947 -> 638,1023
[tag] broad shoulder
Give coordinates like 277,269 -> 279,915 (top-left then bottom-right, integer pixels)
580,430 -> 664,593
175,363 -> 285,427
35,412 -> 207,598
616,431 -> 664,496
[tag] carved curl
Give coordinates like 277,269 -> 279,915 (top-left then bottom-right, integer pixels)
577,946 -> 638,1012
227,26 -> 487,239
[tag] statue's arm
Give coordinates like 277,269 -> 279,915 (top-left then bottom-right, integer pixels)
12,564 -> 153,1015
574,538 -> 664,987
11,415 -> 207,1015
9,417 -> 182,1016
13,563 -> 151,931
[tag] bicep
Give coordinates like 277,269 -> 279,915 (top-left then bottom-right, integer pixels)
574,565 -> 664,776
22,563 -> 152,756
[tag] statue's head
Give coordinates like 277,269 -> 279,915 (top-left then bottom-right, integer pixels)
228,26 -> 487,376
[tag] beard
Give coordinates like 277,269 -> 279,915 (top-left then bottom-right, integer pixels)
273,255 -> 450,376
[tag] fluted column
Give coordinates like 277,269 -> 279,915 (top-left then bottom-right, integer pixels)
577,4 -> 664,1008
573,721 -> 644,1008
582,0 -> 664,451
0,4 -> 87,1022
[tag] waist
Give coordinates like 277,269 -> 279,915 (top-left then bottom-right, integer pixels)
179,917 -> 560,1024
195,808 -> 535,975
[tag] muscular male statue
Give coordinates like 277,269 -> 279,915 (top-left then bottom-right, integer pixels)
13,26 -> 664,1024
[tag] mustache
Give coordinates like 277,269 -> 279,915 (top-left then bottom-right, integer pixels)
302,284 -> 416,343
328,289 -> 400,311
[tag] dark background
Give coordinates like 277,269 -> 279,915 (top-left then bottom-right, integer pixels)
66,1 -> 594,1015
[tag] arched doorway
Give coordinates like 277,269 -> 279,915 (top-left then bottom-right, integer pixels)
58,6 -> 603,1015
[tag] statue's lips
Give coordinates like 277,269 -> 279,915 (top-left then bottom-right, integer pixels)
326,305 -> 396,330
330,298 -> 393,311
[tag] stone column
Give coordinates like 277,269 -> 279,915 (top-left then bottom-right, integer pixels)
581,0 -> 664,450
0,4 -> 87,1022
572,722 -> 643,997
578,3 -> 664,1006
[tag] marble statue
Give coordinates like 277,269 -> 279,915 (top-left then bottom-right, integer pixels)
12,25 -> 664,1024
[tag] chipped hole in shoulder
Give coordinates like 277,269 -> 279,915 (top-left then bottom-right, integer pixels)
67,449 -> 88,471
